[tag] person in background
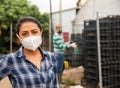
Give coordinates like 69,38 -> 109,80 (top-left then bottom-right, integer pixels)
53,25 -> 77,83
0,16 -> 63,88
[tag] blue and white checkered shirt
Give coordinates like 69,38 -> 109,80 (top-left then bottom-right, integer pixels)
0,47 -> 59,88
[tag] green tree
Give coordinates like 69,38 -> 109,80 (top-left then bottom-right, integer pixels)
0,0 -> 49,53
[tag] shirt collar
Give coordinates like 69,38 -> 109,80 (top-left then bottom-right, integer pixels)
16,47 -> 48,59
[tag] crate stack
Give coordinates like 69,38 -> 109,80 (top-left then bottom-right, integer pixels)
65,33 -> 83,67
106,16 -> 120,88
82,15 -> 120,88
82,20 -> 99,87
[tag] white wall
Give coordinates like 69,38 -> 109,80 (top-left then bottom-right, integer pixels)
52,8 -> 77,41
76,0 -> 120,21
73,0 -> 120,34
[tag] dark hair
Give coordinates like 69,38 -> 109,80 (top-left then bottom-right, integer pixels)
16,16 -> 42,34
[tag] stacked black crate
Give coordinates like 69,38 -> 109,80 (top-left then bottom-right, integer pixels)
99,16 -> 113,88
65,47 -> 74,66
82,16 -> 120,88
82,20 -> 99,88
110,16 -> 120,87
65,33 -> 83,67
71,33 -> 83,67
100,16 -> 120,88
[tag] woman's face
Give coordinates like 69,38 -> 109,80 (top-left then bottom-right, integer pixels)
18,22 -> 42,39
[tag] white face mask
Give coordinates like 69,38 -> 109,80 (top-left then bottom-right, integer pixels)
19,36 -> 42,51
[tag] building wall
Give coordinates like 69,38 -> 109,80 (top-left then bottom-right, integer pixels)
76,0 -> 120,20
73,0 -> 120,34
52,8 -> 77,42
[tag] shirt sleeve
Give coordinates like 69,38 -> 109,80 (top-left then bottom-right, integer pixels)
51,54 -> 58,72
0,55 -> 11,80
47,52 -> 60,73
52,53 -> 64,74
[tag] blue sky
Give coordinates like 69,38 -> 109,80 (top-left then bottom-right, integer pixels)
30,0 -> 78,13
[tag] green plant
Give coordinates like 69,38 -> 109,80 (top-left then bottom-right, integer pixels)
0,0 -> 49,53
65,78 -> 76,86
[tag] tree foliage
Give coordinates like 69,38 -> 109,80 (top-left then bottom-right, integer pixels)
0,0 -> 49,53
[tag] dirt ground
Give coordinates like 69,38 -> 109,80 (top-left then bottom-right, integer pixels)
0,77 -> 12,88
0,66 -> 84,88
0,77 -> 84,88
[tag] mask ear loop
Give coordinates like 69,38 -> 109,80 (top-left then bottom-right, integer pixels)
16,34 -> 22,41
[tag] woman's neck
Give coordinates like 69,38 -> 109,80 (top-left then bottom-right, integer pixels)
23,48 -> 40,56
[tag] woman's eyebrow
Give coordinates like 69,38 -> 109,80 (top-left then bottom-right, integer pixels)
31,29 -> 39,31
21,31 -> 28,33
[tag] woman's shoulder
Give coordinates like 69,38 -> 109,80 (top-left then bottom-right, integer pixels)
46,51 -> 56,62
0,51 -> 18,65
46,51 -> 54,58
0,53 -> 12,59
0,47 -> 23,59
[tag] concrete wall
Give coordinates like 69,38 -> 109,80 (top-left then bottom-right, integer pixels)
52,8 -> 77,41
73,0 -> 120,33
76,0 -> 120,20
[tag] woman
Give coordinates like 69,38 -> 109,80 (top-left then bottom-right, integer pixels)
0,16 -> 61,88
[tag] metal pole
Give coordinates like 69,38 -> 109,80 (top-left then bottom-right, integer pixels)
96,12 -> 103,88
10,23 -> 12,53
49,0 -> 53,51
59,0 -> 62,25
49,16 -> 51,51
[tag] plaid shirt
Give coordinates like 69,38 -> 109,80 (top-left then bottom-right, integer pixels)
0,47 -> 59,88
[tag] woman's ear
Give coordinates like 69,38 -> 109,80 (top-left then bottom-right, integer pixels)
16,34 -> 19,38
15,34 -> 21,45
40,29 -> 43,36
16,34 -> 22,40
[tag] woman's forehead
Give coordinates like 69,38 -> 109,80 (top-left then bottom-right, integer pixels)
20,22 -> 40,29
21,21 -> 38,26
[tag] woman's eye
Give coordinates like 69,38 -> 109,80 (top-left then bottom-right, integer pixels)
22,33 -> 28,36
